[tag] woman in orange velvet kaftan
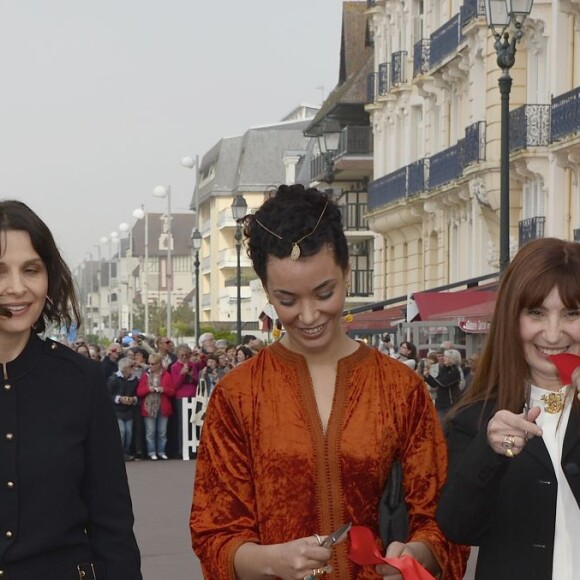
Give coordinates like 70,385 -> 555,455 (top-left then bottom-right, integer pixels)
190,185 -> 467,580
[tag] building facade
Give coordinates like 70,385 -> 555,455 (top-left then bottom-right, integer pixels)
363,0 -> 580,300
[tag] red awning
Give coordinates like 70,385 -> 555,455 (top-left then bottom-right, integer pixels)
343,304 -> 406,332
411,289 -> 497,322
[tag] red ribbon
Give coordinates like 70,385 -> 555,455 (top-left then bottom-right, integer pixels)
547,353 -> 580,385
348,526 -> 434,580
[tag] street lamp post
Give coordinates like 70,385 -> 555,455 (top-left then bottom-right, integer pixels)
153,186 -> 172,338
93,244 -> 102,337
190,228 -> 202,344
132,206 -> 149,335
485,0 -> 534,274
231,194 -> 248,345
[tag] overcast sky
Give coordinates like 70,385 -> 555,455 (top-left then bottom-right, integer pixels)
0,1 -> 344,268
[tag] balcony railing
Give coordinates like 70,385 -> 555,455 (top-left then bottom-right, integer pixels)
429,140 -> 464,189
378,62 -> 391,95
367,72 -> 378,103
391,50 -> 407,85
429,14 -> 463,69
519,216 -> 546,247
413,39 -> 430,78
368,167 -> 407,209
464,121 -> 486,166
551,87 -> 580,142
340,202 -> 369,230
460,0 -> 486,28
408,159 -> 429,196
336,126 -> 373,156
350,268 -> 373,296
510,104 -> 551,151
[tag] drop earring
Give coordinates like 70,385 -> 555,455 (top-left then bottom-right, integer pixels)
343,311 -> 354,323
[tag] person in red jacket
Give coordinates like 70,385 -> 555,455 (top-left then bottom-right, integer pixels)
136,353 -> 175,460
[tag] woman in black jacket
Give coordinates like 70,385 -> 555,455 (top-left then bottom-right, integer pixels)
0,200 -> 142,579
424,349 -> 462,423
436,238 -> 580,580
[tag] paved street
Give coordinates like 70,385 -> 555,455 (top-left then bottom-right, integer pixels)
127,460 -> 477,580
127,459 -> 202,580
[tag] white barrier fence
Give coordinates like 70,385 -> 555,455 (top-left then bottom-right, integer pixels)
181,397 -> 198,460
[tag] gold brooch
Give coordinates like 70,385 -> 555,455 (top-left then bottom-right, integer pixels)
540,392 -> 565,414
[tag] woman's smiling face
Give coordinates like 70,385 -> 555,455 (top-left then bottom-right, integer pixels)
519,285 -> 580,390
0,230 -> 48,339
265,245 -> 349,357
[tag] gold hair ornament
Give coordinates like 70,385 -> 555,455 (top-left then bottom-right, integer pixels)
254,201 -> 329,261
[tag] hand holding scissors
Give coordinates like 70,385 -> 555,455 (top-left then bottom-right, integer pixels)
303,523 -> 352,580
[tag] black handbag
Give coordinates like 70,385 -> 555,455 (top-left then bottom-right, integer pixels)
378,460 -> 409,546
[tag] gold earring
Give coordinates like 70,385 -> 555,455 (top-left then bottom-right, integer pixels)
272,327 -> 281,339
343,311 -> 353,323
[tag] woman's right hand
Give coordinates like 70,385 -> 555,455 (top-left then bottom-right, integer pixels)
234,535 -> 334,580
487,408 -> 543,458
268,537 -> 332,580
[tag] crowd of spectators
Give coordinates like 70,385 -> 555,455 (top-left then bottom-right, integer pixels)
69,331 -> 264,460
378,335 -> 479,423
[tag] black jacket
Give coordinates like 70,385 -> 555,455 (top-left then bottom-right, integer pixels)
425,364 -> 461,411
437,400 -> 580,579
108,373 -> 138,420
0,335 -> 142,579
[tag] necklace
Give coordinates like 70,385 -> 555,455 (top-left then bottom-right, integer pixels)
540,391 -> 565,414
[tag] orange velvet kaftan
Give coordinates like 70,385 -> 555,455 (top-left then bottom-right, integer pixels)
190,342 -> 467,579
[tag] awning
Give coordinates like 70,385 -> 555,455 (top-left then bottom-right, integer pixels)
410,289 -> 497,322
343,304 -> 406,333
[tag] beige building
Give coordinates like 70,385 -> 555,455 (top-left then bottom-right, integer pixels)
192,106 -> 319,334
363,0 -> 579,299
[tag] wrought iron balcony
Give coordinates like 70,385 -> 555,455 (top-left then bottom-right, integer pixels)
552,87 -> 580,142
460,0 -> 486,28
350,268 -> 373,297
464,121 -> 486,166
429,13 -> 463,70
509,105 -> 551,152
378,62 -> 391,96
310,153 -> 335,183
336,126 -> 373,157
340,202 -> 369,231
368,167 -> 407,210
408,159 -> 429,196
519,217 -> 546,247
367,72 -> 378,103
391,50 -> 407,86
413,39 -> 430,78
428,140 -> 464,189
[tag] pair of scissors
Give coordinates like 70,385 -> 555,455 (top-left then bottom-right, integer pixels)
320,522 -> 352,548
304,523 -> 353,580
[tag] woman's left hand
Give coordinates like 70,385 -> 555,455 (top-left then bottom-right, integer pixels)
375,541 -> 439,579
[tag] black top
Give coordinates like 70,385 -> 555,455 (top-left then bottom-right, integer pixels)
0,334 -> 142,579
425,364 -> 461,410
437,400 -> 580,580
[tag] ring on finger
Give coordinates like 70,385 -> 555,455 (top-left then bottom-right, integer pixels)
313,533 -> 323,546
502,434 -> 516,449
505,447 -> 514,458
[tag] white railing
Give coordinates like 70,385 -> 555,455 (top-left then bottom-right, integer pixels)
181,397 -> 198,460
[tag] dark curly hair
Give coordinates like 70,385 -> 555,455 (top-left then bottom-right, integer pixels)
0,200 -> 81,333
244,184 -> 349,283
